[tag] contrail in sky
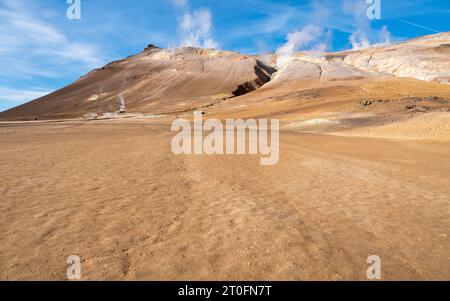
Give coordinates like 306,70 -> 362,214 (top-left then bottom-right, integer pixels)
399,19 -> 440,34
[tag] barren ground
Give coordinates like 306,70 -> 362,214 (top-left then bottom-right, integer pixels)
1,120 -> 449,280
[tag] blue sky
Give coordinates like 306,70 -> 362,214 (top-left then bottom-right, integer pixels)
0,0 -> 449,112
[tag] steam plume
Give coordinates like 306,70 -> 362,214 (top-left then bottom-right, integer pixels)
119,94 -> 126,113
275,25 -> 327,69
171,0 -> 218,49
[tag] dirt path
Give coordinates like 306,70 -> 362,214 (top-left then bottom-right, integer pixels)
0,122 -> 449,280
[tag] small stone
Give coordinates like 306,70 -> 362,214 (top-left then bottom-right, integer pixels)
408,106 -> 430,113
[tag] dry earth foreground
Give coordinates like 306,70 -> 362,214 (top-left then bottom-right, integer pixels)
1,33 -> 450,280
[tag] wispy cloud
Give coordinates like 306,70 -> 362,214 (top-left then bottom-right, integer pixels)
0,0 -> 110,111
0,0 -> 447,113
0,87 -> 52,103
0,0 -> 105,79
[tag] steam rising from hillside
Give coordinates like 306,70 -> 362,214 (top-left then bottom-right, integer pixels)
275,25 -> 328,69
343,0 -> 392,50
181,9 -> 218,49
171,0 -> 218,49
119,94 -> 126,113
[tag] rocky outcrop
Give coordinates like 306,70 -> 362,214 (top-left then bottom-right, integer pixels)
342,32 -> 450,84
1,32 -> 449,121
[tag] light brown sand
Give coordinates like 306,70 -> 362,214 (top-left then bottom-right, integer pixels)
1,120 -> 449,280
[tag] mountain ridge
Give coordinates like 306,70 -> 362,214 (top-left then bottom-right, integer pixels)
1,32 -> 449,122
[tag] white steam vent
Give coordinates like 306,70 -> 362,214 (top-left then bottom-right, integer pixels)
119,94 -> 126,113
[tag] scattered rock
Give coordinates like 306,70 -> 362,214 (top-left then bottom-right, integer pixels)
407,105 -> 431,113
425,96 -> 446,103
144,44 -> 160,51
361,99 -> 383,107
402,96 -> 446,103
436,44 -> 450,53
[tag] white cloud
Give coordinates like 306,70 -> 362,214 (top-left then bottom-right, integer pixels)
169,0 -> 189,7
0,0 -> 108,111
258,11 -> 294,34
0,0 -> 104,78
0,87 -> 52,103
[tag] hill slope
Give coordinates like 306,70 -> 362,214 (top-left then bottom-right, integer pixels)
1,32 -> 450,130
0,46 -> 274,120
